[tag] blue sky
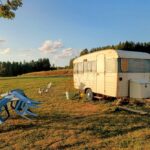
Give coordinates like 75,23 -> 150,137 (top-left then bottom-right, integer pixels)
0,0 -> 150,66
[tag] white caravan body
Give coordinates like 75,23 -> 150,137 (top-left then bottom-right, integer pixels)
73,49 -> 150,98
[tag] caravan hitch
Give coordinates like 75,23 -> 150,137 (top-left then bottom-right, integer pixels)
0,89 -> 40,124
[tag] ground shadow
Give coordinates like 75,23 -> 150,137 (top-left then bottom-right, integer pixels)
1,111 -> 150,140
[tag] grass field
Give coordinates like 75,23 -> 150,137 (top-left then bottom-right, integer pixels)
21,69 -> 73,77
0,76 -> 150,149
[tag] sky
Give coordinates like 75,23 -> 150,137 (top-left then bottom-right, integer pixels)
0,0 -> 150,66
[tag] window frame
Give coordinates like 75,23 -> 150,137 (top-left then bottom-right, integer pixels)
118,58 -> 150,73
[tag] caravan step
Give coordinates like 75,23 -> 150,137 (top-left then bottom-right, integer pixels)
94,96 -> 103,100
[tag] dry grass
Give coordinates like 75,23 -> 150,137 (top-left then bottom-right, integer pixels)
21,69 -> 73,77
0,76 -> 150,149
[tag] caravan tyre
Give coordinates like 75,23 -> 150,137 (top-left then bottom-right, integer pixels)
86,89 -> 93,101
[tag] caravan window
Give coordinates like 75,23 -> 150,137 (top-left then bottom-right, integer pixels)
106,58 -> 117,73
83,61 -> 88,72
87,62 -> 92,72
83,61 -> 96,73
73,63 -> 78,73
78,62 -> 83,73
121,59 -> 128,72
119,58 -> 150,73
74,62 -> 83,74
92,61 -> 96,72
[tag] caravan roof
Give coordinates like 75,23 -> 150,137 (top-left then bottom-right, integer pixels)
74,49 -> 150,63
117,50 -> 150,59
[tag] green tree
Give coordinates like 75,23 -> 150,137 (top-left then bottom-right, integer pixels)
89,41 -> 150,54
0,0 -> 22,19
80,48 -> 89,56
69,58 -> 75,68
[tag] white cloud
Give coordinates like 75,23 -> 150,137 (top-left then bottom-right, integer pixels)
39,40 -> 63,53
0,48 -> 10,55
57,48 -> 73,58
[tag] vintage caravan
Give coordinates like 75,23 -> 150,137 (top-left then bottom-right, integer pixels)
73,49 -> 150,100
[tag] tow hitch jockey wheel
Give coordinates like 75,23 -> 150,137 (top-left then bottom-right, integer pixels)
86,89 -> 93,101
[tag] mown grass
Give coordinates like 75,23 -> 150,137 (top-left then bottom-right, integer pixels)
0,77 -> 150,149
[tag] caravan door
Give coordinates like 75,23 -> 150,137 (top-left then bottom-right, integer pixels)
96,54 -> 105,94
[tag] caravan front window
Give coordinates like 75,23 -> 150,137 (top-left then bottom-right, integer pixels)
119,58 -> 150,73
106,58 -> 118,73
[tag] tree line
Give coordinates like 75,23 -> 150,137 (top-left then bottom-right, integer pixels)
90,41 -> 150,54
0,58 -> 56,76
69,41 -> 150,68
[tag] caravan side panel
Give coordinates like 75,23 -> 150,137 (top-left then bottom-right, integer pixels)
118,73 -> 150,97
105,73 -> 118,97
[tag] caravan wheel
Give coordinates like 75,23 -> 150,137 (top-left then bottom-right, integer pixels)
86,89 -> 93,101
